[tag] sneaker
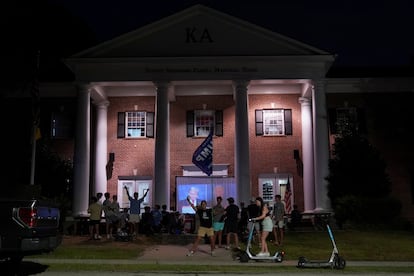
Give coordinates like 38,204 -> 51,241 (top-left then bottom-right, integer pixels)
186,250 -> 194,256
256,252 -> 265,256
263,252 -> 270,257
211,251 -> 215,256
225,246 -> 230,250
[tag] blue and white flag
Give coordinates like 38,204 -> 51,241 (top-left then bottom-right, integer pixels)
192,127 -> 213,176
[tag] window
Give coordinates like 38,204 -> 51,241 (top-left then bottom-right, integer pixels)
255,109 -> 292,136
51,111 -> 74,139
117,111 -> 154,138
263,109 -> 284,135
194,110 -> 214,137
186,110 -> 223,137
126,111 -> 146,137
328,107 -> 366,134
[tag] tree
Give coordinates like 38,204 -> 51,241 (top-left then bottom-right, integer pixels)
326,118 -> 401,227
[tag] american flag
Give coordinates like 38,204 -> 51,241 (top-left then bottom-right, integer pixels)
284,178 -> 292,215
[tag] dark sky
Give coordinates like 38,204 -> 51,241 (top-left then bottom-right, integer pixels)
11,0 -> 414,68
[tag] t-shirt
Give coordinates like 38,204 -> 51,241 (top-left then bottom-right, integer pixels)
225,204 -> 240,222
212,203 -> 225,222
273,201 -> 285,221
197,208 -> 213,228
128,196 -> 144,214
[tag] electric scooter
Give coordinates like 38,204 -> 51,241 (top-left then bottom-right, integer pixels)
297,223 -> 346,269
238,219 -> 284,263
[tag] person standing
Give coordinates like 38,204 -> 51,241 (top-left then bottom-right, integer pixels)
212,196 -> 225,248
272,194 -> 285,246
252,197 -> 272,256
247,197 -> 261,244
125,187 -> 149,236
224,197 -> 240,250
102,192 -> 114,239
186,198 -> 215,256
151,204 -> 163,233
87,196 -> 102,240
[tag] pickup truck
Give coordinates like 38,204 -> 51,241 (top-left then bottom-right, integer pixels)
0,198 -> 62,264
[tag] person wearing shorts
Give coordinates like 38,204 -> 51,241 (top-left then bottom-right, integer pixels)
125,187 -> 149,235
186,199 -> 215,256
87,196 -> 102,240
252,197 -> 272,257
212,196 -> 225,248
272,194 -> 285,246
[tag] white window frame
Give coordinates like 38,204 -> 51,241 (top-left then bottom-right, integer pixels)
194,110 -> 215,137
126,111 -> 146,138
263,109 -> 285,136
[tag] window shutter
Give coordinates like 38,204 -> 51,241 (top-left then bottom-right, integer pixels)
215,110 -> 223,136
186,110 -> 194,137
146,112 -> 154,138
117,112 -> 125,138
284,109 -> 292,135
255,109 -> 263,136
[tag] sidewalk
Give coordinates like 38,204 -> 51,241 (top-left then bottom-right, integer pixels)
26,243 -> 414,268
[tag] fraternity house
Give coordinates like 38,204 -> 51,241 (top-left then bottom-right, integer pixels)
21,5 -> 414,221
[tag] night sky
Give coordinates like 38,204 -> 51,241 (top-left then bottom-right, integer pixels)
45,0 -> 414,67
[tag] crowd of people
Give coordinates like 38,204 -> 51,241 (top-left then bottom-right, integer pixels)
87,188 -> 301,258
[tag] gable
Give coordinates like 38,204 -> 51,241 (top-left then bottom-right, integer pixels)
72,5 -> 329,59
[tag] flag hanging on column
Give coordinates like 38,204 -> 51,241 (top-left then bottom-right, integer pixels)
192,127 -> 213,176
284,178 -> 292,215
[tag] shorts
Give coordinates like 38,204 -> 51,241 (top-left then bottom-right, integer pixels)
89,219 -> 100,226
197,226 -> 214,237
273,219 -> 284,228
129,214 -> 140,223
213,222 -> 225,231
106,214 -> 119,224
261,217 -> 273,232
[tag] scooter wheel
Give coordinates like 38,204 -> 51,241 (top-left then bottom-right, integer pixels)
239,252 -> 249,263
334,256 -> 346,269
297,256 -> 307,268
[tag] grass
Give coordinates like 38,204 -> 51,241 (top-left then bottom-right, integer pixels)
31,229 -> 414,273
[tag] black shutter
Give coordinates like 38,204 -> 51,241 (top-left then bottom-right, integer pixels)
284,109 -> 292,135
215,110 -> 223,136
146,112 -> 154,138
328,108 -> 337,134
186,110 -> 194,137
117,112 -> 125,138
255,109 -> 263,136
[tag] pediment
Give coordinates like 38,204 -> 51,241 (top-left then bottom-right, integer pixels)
72,5 -> 329,59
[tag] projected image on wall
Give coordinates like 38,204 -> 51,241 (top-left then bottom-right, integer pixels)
176,176 -> 237,214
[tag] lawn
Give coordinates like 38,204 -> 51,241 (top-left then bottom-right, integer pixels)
39,229 -> 414,261
30,229 -> 414,273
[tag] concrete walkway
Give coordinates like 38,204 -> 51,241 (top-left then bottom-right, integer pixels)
26,243 -> 414,268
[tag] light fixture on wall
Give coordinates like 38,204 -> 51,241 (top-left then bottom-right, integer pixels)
202,103 -> 207,110
270,102 -> 276,108
134,105 -> 138,110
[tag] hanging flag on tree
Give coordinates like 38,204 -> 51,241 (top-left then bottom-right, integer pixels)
284,178 -> 292,215
192,127 -> 213,176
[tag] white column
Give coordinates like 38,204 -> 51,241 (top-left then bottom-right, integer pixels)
153,81 -> 170,209
299,97 -> 315,212
233,80 -> 251,204
312,81 -> 331,211
93,100 -> 109,196
72,85 -> 91,216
